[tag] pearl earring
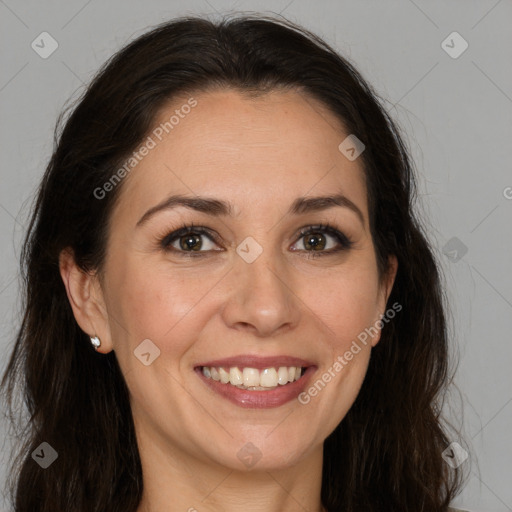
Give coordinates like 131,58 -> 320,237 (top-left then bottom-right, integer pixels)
90,335 -> 101,351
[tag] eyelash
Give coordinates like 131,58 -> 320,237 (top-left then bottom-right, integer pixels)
158,222 -> 353,259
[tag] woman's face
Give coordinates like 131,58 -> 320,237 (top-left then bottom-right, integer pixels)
89,88 -> 396,471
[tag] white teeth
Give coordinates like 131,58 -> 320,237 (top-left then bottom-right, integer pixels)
243,368 -> 260,387
218,367 -> 230,384
260,368 -> 278,387
229,367 -> 243,386
277,367 -> 288,385
202,365 -> 304,389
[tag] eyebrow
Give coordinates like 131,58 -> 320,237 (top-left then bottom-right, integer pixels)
136,193 -> 365,227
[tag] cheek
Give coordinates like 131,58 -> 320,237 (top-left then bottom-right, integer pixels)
300,268 -> 378,426
106,257 -> 210,351
302,264 -> 381,349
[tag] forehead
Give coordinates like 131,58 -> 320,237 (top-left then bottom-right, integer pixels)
112,88 -> 368,226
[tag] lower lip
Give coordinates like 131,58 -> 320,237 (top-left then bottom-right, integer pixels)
195,367 -> 316,408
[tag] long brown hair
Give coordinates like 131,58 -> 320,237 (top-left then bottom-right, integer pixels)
1,14 -> 465,511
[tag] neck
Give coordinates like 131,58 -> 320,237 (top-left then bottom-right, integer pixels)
136,431 -> 325,512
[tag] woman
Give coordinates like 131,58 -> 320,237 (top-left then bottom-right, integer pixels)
1,14 -> 466,511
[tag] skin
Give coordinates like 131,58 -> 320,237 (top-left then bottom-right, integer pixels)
60,88 -> 397,512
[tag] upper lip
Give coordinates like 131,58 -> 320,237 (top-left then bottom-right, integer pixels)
196,355 -> 314,370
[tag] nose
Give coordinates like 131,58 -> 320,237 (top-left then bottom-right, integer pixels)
221,248 -> 301,338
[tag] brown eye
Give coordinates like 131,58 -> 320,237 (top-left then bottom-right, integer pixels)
292,223 -> 353,258
160,224 -> 220,255
178,233 -> 203,251
303,232 -> 327,251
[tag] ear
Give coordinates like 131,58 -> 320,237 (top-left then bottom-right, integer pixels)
59,248 -> 113,353
371,254 -> 398,347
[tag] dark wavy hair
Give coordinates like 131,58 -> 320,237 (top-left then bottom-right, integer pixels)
1,13 -> 465,512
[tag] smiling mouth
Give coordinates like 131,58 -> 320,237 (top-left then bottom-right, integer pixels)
200,365 -> 306,391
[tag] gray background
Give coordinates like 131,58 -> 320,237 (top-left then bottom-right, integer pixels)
1,1 -> 511,510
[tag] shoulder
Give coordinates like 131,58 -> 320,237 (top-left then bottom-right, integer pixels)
448,508 -> 469,512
